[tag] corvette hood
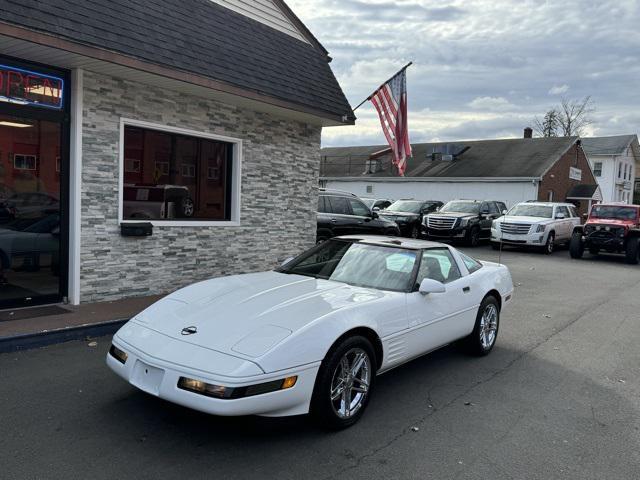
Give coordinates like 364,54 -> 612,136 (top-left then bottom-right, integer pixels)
132,271 -> 387,358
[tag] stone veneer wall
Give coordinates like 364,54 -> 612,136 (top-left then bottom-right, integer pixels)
81,71 -> 321,302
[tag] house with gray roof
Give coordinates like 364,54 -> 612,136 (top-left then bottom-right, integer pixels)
321,129 -> 599,213
581,135 -> 638,204
0,0 -> 353,309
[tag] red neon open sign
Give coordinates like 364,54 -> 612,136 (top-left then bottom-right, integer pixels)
0,64 -> 64,110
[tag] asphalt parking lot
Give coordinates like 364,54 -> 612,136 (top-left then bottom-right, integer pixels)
1,245 -> 639,480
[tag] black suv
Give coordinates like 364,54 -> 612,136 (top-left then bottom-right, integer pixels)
317,189 -> 400,243
423,199 -> 506,246
377,199 -> 443,238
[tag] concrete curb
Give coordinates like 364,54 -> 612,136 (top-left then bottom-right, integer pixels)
0,319 -> 127,354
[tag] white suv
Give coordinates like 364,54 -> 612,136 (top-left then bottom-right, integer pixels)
491,202 -> 581,254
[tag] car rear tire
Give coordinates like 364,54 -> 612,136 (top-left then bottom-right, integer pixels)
543,232 -> 555,254
625,238 -> 639,265
569,232 -> 584,259
409,224 -> 419,239
310,335 -> 376,430
464,295 -> 500,356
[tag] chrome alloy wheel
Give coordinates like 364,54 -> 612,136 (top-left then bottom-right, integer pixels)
479,304 -> 498,350
330,348 -> 372,419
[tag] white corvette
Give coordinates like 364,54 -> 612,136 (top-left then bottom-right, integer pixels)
107,236 -> 513,428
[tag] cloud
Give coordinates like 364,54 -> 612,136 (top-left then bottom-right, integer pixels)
549,84 -> 570,95
286,0 -> 640,145
468,96 -> 515,112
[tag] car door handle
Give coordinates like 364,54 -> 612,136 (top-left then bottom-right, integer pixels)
463,286 -> 471,293
330,218 -> 337,223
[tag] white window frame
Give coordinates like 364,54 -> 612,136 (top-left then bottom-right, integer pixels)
180,163 -> 196,178
593,161 -> 602,177
154,161 -> 169,176
118,118 -> 242,227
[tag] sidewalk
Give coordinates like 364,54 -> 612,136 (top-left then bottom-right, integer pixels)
0,295 -> 162,353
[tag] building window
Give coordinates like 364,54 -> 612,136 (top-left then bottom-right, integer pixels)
366,185 -> 373,194
593,162 -> 602,177
14,154 -> 37,170
121,123 -> 238,223
548,190 -> 554,201
618,162 -> 622,178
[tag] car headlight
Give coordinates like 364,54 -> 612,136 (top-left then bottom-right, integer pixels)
492,220 -> 500,229
536,224 -> 546,233
458,218 -> 469,227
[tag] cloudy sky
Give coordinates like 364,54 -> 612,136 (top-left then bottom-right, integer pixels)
287,0 -> 640,147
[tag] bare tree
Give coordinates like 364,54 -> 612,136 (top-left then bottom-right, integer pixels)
533,109 -> 560,137
532,96 -> 595,137
557,96 -> 595,136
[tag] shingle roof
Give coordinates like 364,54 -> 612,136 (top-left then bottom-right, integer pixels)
0,0 -> 353,121
581,135 -> 637,155
321,137 -> 578,179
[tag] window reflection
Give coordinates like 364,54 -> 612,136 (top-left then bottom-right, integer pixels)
123,126 -> 232,221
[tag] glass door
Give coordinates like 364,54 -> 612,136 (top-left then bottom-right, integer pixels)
0,114 -> 62,306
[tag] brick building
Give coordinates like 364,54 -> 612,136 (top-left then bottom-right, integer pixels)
321,129 -> 599,215
0,0 -> 354,308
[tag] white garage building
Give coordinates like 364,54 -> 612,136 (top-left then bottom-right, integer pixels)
320,135 -> 598,211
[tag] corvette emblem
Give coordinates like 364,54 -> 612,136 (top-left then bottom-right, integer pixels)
181,326 -> 198,335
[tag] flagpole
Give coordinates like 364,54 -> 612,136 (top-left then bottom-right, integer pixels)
352,61 -> 413,112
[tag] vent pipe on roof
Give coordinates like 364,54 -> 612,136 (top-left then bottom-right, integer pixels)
524,127 -> 533,139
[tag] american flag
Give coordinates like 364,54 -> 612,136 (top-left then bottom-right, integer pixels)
369,69 -> 412,176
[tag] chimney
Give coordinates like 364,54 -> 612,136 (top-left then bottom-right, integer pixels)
524,127 -> 533,139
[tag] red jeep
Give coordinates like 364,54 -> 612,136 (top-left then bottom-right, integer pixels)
570,203 -> 640,264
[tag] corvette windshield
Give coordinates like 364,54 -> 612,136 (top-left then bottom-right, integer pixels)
280,240 -> 417,291
590,205 -> 637,220
508,204 -> 553,218
387,200 -> 421,213
441,201 -> 480,214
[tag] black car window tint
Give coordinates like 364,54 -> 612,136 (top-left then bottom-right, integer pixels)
348,199 -> 370,216
487,202 -> 499,214
328,196 -> 351,215
318,195 -> 327,213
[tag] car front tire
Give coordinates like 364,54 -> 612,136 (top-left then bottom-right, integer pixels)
543,232 -> 555,254
464,295 -> 500,356
467,226 -> 480,247
625,238 -> 639,265
310,335 -> 376,430
569,232 -> 584,259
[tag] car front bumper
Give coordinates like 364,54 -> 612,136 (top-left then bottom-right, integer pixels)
490,227 -> 548,246
422,226 -> 467,240
106,326 -> 319,418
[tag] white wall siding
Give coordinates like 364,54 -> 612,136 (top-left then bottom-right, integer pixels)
211,0 -> 309,43
325,180 -> 539,208
587,150 -> 636,203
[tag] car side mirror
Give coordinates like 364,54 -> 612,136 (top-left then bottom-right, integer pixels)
501,209 -> 508,215
582,213 -> 588,220
371,211 -> 379,219
418,278 -> 446,295
280,256 -> 294,266
372,206 -> 380,212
